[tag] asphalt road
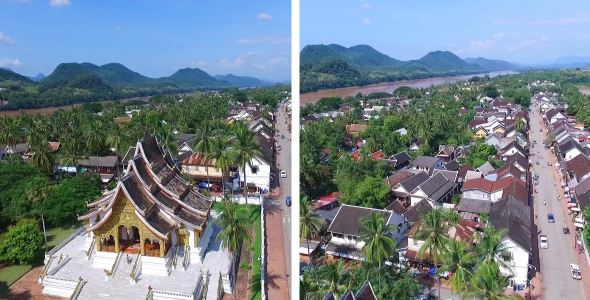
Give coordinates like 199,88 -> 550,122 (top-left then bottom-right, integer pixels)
274,104 -> 292,291
529,107 -> 585,300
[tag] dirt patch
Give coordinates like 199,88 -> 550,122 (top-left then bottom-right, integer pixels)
234,222 -> 256,300
0,266 -> 64,300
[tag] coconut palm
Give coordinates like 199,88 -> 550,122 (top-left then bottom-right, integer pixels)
300,153 -> 323,189
464,260 -> 520,300
411,208 -> 456,300
28,139 -> 55,174
300,197 -> 325,284
440,239 -> 476,297
318,260 -> 349,298
106,123 -> 128,174
473,224 -> 513,274
0,116 -> 22,164
26,178 -> 53,253
84,121 -> 104,172
192,121 -> 215,192
208,135 -> 233,195
231,121 -> 262,207
514,118 -> 525,133
213,195 -> 252,255
358,212 -> 397,292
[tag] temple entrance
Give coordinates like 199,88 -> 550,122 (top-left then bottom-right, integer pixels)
100,235 -> 116,252
144,238 -> 161,257
118,225 -> 141,253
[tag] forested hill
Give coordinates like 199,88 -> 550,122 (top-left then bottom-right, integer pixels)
0,63 -> 261,110
214,74 -> 274,87
463,57 -> 516,71
301,44 -> 516,93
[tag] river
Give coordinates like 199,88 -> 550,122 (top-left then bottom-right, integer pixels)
578,86 -> 590,96
300,71 -> 519,106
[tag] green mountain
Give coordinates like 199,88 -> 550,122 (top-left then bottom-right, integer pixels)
213,74 -> 273,87
0,68 -> 35,83
29,73 -> 46,81
160,68 -> 230,88
408,51 -> 484,71
463,57 -> 516,71
301,44 -> 403,67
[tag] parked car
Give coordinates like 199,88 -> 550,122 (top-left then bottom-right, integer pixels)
280,170 -> 287,178
547,214 -> 555,223
570,264 -> 582,280
540,235 -> 548,249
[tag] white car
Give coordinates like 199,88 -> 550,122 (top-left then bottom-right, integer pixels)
539,235 -> 548,249
570,264 -> 582,280
280,170 -> 287,178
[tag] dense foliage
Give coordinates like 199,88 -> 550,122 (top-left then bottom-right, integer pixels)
0,220 -> 44,265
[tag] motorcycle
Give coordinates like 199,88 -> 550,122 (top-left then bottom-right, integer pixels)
563,227 -> 570,234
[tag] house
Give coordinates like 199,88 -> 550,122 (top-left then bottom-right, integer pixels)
545,108 -> 567,125
500,141 -> 526,160
484,133 -> 503,148
489,195 -> 532,286
77,156 -> 120,175
464,170 -> 483,181
409,171 -> 458,207
390,171 -> 430,204
460,177 -> 526,203
409,138 -> 424,152
410,156 -> 445,175
369,150 -> 387,161
486,163 -> 525,182
458,197 -> 492,220
325,205 -> 409,260
566,153 -> 590,184
444,160 -> 460,172
401,199 -> 433,224
121,146 -> 137,172
436,145 -> 455,163
322,281 -> 378,300
181,152 -> 225,185
345,124 -> 369,145
383,170 -> 415,195
176,133 -> 197,156
457,164 -> 475,182
504,152 -> 528,173
1,143 -> 28,160
558,139 -> 590,161
387,151 -> 412,171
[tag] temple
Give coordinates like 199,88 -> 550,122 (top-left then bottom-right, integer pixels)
77,132 -> 215,274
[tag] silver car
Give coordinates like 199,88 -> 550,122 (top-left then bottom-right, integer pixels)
539,235 -> 548,249
570,264 -> 582,280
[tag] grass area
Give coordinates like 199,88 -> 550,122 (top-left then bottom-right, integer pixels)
250,205 -> 262,300
0,223 -> 80,294
212,202 -> 224,212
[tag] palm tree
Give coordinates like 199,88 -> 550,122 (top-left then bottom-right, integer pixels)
231,121 -> 262,207
300,197 -> 325,284
514,118 -> 525,133
300,154 -> 323,189
156,124 -> 178,157
29,139 -> 55,174
192,121 -> 215,193
411,208 -> 456,300
84,121 -> 104,172
473,224 -> 513,274
106,123 -> 128,175
318,260 -> 349,298
440,239 -> 476,297
208,135 -> 233,195
464,261 -> 519,300
358,212 -> 397,292
26,178 -> 53,253
0,116 -> 22,164
213,195 -> 252,255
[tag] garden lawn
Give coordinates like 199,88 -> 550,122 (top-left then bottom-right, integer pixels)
250,205 -> 262,300
46,224 -> 80,250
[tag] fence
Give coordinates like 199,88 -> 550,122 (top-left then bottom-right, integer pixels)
47,227 -> 86,257
212,194 -> 263,205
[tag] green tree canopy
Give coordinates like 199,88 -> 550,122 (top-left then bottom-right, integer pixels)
0,219 -> 44,265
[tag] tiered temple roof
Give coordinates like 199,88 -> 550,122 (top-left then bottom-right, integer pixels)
79,132 -> 213,237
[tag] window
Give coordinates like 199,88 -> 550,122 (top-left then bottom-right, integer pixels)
251,166 -> 258,174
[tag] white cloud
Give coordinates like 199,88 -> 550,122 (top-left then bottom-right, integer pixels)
257,13 -> 273,21
492,33 -> 506,38
528,14 -> 590,25
360,0 -> 371,9
470,39 -> 495,50
0,57 -> 21,69
50,0 -> 71,7
187,61 -> 207,68
237,36 -> 290,44
0,31 -> 15,46
361,18 -> 371,25
219,58 -> 245,69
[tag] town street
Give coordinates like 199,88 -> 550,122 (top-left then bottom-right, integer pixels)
529,106 -> 586,300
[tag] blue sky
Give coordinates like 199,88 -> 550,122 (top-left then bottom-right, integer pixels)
301,0 -> 590,65
0,0 -> 291,81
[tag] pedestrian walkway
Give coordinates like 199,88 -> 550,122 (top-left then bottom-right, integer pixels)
540,117 -> 590,299
264,201 -> 289,299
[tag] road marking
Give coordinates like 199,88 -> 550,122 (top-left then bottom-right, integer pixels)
283,216 -> 290,223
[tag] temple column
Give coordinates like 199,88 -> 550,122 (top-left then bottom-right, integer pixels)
115,234 -> 120,253
96,236 -> 101,251
160,240 -> 166,258
140,238 -> 145,255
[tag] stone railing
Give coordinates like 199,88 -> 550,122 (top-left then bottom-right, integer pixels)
192,270 -> 204,299
39,255 -> 55,283
182,245 -> 190,270
104,251 -> 121,281
85,238 -> 95,260
145,287 -> 153,300
130,254 -> 142,284
47,254 -> 71,276
172,245 -> 179,270
260,201 -> 266,300
48,227 -> 85,257
69,277 -> 85,300
201,269 -> 210,300
217,272 -> 223,300
152,289 -> 194,300
42,275 -> 79,298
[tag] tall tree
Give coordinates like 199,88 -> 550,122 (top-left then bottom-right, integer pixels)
106,123 -> 128,175
300,197 -> 325,284
192,121 -> 215,193
230,121 -> 262,207
358,212 -> 397,292
208,134 -> 233,195
213,196 -> 252,255
440,239 -> 475,297
514,118 -> 525,133
84,121 -> 104,172
318,260 -> 349,298
464,261 -> 519,300
0,116 -> 22,165
473,224 -> 513,274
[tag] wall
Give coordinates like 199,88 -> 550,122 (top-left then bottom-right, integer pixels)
500,238 -> 530,286
238,156 -> 271,191
463,190 -> 490,201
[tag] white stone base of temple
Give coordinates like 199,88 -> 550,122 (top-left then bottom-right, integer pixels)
91,251 -> 117,270
41,276 -> 78,298
142,253 -> 172,276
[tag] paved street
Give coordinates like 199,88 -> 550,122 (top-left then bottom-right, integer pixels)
529,105 -> 586,300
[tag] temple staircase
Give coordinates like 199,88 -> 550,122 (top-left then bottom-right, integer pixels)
113,253 -> 137,281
